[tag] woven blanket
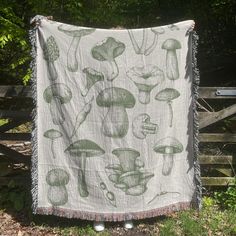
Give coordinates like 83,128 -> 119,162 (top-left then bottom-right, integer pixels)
30,16 -> 201,221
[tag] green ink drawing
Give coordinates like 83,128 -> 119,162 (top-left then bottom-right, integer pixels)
128,28 -> 165,55
153,137 -> 183,176
106,148 -> 154,196
91,37 -> 125,81
43,83 -> 72,125
127,64 -> 164,104
44,129 -> 62,159
168,24 -> 180,31
132,113 -> 158,139
43,36 -> 59,81
148,190 -> 180,204
70,97 -> 94,139
81,68 -> 104,96
65,139 -> 105,197
162,39 -> 182,80
46,168 -> 70,206
58,25 -> 95,72
155,88 -> 180,127
96,87 -> 135,138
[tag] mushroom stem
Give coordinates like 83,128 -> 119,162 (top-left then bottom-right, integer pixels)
102,106 -> 128,138
47,61 -> 58,81
167,101 -> 173,127
128,30 -> 140,54
51,140 -> 56,159
142,122 -> 157,134
138,90 -> 151,104
166,50 -> 179,80
108,60 -> 119,81
144,34 -> 157,56
77,152 -> 89,197
162,147 -> 174,175
50,97 -> 65,125
139,29 -> 148,54
67,37 -> 81,72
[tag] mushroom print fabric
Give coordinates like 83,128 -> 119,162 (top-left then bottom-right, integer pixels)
30,16 -> 201,221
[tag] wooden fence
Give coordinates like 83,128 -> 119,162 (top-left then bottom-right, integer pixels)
0,85 -> 235,186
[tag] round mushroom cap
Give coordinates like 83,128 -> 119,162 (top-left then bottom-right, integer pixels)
153,137 -> 183,154
96,87 -> 135,108
65,139 -> 105,157
58,25 -> 95,37
43,83 -> 72,104
112,148 -> 140,158
151,27 -> 165,35
91,37 -> 125,61
43,36 -> 59,62
44,129 -> 62,140
46,168 -> 70,186
161,39 -> 181,50
155,88 -> 180,102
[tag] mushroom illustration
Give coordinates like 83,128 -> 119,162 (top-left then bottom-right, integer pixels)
81,67 -> 104,97
162,38 -> 181,80
153,137 -> 183,176
65,139 -> 105,197
46,168 -> 70,206
91,37 -> 125,81
43,36 -> 59,81
44,129 -> 62,159
43,83 -> 72,125
58,25 -> 95,72
155,88 -> 180,127
132,113 -> 158,139
144,27 -> 165,56
96,87 -> 135,138
128,29 -> 148,54
112,148 -> 140,172
127,64 -> 164,104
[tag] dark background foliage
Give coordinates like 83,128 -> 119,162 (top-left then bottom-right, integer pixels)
0,0 -> 235,85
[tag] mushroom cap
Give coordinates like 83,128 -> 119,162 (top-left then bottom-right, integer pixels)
153,137 -> 183,154
46,168 -> 70,186
162,38 -> 181,50
58,25 -> 95,37
127,64 -> 164,91
96,87 -> 135,108
112,148 -> 140,158
155,88 -> 180,102
44,129 -> 62,140
91,37 -> 125,61
82,67 -> 104,88
151,27 -> 165,35
65,139 -> 105,157
43,83 -> 72,104
119,170 -> 140,187
43,36 -> 59,62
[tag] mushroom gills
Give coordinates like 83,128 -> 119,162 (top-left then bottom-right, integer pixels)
141,122 -> 157,134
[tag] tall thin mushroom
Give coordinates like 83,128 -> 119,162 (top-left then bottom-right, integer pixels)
58,25 -> 95,72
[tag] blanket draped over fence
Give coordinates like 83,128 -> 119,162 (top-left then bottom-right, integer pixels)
30,16 -> 201,221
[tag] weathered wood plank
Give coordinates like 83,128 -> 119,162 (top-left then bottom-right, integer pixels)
215,168 -> 233,177
199,87 -> 236,99
199,133 -> 236,142
201,177 -> 235,186
199,155 -> 235,164
0,110 -> 31,119
0,119 -> 30,132
0,133 -> 31,141
0,86 -> 31,98
0,144 -> 30,164
199,104 -> 236,129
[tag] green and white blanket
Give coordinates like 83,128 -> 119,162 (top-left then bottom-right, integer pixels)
30,16 -> 201,221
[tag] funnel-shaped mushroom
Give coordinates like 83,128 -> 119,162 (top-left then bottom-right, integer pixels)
127,64 -> 164,104
155,88 -> 180,127
65,139 -> 105,197
43,36 -> 59,81
144,27 -> 165,56
96,87 -> 135,138
162,38 -> 181,80
81,67 -> 104,96
43,83 -> 72,125
58,25 -> 95,72
153,137 -> 183,176
112,148 -> 140,172
46,168 -> 70,206
44,129 -> 62,159
132,113 -> 158,139
91,37 -> 125,81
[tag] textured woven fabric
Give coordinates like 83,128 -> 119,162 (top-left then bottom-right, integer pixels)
30,16 -> 201,221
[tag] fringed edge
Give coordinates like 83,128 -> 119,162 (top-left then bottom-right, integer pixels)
192,31 -> 202,209
35,201 -> 192,222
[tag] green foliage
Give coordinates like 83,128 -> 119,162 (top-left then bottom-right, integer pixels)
159,219 -> 178,236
